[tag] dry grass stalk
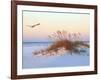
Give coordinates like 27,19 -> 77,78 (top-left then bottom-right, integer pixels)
33,30 -> 89,56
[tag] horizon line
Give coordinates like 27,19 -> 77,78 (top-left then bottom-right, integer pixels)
23,41 -> 90,43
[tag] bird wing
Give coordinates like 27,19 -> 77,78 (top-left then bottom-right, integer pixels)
32,23 -> 40,27
37,23 -> 40,25
26,23 -> 40,28
32,25 -> 36,27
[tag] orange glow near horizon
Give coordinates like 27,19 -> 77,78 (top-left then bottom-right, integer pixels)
23,11 -> 90,42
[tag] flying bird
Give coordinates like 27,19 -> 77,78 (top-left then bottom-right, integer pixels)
26,23 -> 40,28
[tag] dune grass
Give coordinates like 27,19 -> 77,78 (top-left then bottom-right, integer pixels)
33,30 -> 89,56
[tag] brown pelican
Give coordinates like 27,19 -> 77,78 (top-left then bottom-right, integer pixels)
26,23 -> 40,28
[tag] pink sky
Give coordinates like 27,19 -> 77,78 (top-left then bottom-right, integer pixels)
23,11 -> 90,42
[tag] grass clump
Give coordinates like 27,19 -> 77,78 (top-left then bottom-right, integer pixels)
33,30 -> 89,56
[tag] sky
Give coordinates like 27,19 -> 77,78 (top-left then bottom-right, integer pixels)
23,10 -> 90,42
